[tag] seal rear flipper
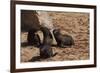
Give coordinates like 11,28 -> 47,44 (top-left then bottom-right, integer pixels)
52,52 -> 58,57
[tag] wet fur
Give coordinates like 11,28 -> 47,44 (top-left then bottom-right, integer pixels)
40,27 -> 54,58
53,29 -> 74,48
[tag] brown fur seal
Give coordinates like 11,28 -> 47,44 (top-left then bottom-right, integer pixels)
40,27 -> 57,58
53,29 -> 74,48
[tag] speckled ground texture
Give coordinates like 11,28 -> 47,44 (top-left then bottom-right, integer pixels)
21,11 -> 89,62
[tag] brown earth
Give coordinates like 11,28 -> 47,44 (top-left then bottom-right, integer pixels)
21,12 -> 89,62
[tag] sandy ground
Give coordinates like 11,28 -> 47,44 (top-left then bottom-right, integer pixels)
21,12 -> 89,62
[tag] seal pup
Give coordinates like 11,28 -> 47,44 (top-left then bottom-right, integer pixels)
40,27 -> 56,58
53,29 -> 74,48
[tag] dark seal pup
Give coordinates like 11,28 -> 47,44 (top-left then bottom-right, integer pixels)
53,29 -> 74,48
40,27 -> 56,58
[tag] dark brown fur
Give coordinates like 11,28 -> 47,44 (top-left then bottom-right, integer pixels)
27,29 -> 41,47
40,27 -> 54,58
21,10 -> 41,45
53,29 -> 74,48
21,10 -> 41,32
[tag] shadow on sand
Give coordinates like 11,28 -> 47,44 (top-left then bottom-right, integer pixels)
28,56 -> 41,62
